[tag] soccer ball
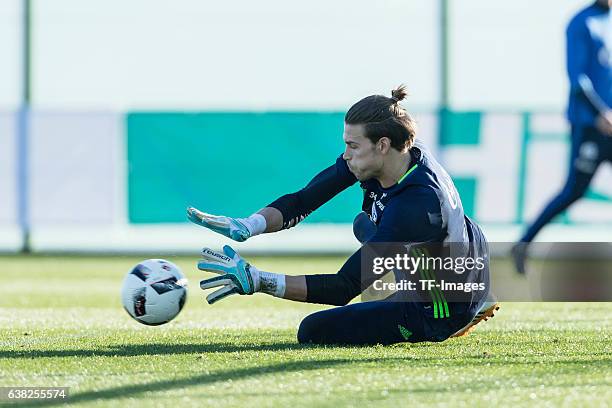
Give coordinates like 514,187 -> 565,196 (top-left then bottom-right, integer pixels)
121,259 -> 188,325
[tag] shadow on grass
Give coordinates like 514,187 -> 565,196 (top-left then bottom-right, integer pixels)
15,356 -> 612,407
2,341 -> 333,359
18,357 -> 381,407
2,337 -> 608,360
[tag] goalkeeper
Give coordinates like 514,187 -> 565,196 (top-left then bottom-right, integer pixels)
188,86 -> 497,345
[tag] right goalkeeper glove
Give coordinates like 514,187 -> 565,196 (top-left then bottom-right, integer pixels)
198,245 -> 259,304
187,206 -> 251,242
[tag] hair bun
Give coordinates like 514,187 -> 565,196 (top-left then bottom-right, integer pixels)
391,84 -> 408,102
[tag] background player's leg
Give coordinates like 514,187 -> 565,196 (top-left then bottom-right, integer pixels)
297,301 -> 422,345
520,126 -> 603,243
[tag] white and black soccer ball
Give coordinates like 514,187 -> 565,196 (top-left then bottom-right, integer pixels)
121,259 -> 188,326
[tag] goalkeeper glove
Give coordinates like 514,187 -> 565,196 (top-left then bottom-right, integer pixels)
198,245 -> 260,304
198,245 -> 286,304
187,207 -> 252,242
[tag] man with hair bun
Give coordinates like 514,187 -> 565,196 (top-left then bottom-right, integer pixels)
188,86 -> 498,345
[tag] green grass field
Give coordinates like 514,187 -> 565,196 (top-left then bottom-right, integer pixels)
0,255 -> 610,407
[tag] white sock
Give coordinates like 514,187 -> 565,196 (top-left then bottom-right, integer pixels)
237,214 -> 267,237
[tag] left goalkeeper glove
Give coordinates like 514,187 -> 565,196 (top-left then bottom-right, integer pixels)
198,245 -> 260,304
187,207 -> 252,242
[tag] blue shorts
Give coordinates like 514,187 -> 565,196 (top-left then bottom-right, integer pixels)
522,126 -> 612,243
297,298 -> 480,345
298,217 -> 490,345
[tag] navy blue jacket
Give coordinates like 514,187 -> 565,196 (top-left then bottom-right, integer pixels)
567,2 -> 612,126
268,140 -> 488,311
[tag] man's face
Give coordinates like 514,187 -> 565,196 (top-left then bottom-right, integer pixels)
342,123 -> 383,181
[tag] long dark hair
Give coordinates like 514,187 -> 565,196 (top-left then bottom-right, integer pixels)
345,85 -> 416,151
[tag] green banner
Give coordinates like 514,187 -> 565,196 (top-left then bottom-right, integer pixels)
127,112 -> 363,224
